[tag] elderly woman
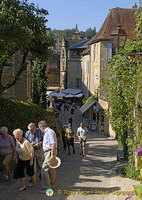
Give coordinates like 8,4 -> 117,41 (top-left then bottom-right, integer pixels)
0,127 -> 17,181
13,129 -> 36,192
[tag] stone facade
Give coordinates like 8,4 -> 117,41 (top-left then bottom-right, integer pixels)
2,52 -> 32,102
60,37 -> 67,91
67,47 -> 83,90
81,49 -> 90,99
46,53 -> 60,92
81,7 -> 137,137
60,25 -> 89,91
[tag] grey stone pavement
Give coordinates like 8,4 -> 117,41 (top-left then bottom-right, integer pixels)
0,105 -> 140,200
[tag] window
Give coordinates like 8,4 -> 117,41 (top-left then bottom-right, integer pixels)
62,50 -> 64,57
76,63 -> 80,72
92,45 -> 94,62
94,72 -> 98,91
71,50 -> 77,57
107,43 -> 112,62
86,60 -> 89,73
84,60 -> 86,72
95,44 -> 98,62
75,78 -> 80,88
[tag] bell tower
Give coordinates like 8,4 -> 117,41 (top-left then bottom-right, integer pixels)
60,36 -> 67,91
72,24 -> 81,40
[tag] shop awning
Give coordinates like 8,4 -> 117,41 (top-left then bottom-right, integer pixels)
79,100 -> 95,114
61,88 -> 82,95
75,93 -> 83,98
64,94 -> 74,98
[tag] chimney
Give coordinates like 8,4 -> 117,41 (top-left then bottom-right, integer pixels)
132,3 -> 137,9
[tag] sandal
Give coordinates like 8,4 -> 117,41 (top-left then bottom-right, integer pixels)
28,181 -> 36,187
18,187 -> 26,192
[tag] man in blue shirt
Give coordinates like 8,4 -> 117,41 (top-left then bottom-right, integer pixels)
38,120 -> 57,194
25,123 -> 44,181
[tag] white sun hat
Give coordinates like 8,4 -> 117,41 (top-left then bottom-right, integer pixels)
48,157 -> 61,169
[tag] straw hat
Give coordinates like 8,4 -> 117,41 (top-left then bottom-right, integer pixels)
49,157 -> 61,169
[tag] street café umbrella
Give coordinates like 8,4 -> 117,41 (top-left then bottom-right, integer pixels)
49,91 -> 59,97
64,94 -> 74,98
57,92 -> 67,98
74,93 -> 83,98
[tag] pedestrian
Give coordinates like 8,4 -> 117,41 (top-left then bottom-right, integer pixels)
53,126 -> 62,151
68,117 -> 73,126
38,121 -> 57,194
65,123 -> 76,155
66,103 -> 69,111
64,103 -> 67,111
70,105 -> 75,114
25,123 -> 44,181
13,129 -> 36,192
62,126 -> 67,150
77,122 -> 88,156
0,127 -> 17,181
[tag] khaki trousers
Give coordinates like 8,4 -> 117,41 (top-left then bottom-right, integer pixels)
41,149 -> 57,189
0,153 -> 13,177
33,148 -> 44,176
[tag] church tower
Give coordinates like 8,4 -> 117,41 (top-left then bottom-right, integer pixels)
60,36 -> 67,91
72,24 -> 81,40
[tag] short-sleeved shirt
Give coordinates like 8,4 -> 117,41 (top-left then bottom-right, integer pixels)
25,128 -> 43,145
16,138 -> 33,161
43,127 -> 57,152
66,128 -> 75,139
0,134 -> 14,155
77,127 -> 88,139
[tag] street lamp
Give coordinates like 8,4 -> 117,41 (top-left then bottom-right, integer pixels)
110,24 -> 127,52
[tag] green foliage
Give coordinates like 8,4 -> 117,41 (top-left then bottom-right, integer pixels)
102,3 -> 142,166
52,27 -> 96,39
121,166 -> 140,180
0,97 -> 55,134
32,60 -> 47,109
0,0 -> 54,94
99,126 -> 104,132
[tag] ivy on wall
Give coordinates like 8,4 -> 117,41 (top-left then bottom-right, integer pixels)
104,2 -> 142,168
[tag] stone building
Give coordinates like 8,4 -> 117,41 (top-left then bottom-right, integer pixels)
81,6 -> 137,136
60,25 -> 89,91
81,48 -> 90,100
46,52 -> 60,92
2,52 -> 33,102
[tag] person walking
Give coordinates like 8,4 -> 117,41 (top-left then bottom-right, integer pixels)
0,127 -> 17,181
77,122 -> 88,156
53,126 -> 62,151
25,123 -> 44,181
68,117 -> 73,126
65,123 -> 76,155
38,121 -> 57,194
62,126 -> 67,151
13,129 -> 36,192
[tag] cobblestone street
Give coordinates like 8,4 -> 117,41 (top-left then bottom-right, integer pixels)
0,106 -> 140,200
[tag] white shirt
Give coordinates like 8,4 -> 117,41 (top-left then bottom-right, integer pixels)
77,127 -> 88,139
43,127 -> 57,152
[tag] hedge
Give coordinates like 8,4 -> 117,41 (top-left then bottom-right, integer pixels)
0,97 -> 56,135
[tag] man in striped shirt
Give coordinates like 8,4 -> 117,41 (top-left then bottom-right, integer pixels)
25,123 -> 44,181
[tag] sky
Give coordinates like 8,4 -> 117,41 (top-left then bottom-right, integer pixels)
28,0 -> 140,32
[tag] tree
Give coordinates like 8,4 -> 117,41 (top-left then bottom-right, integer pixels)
32,60 -> 47,109
0,0 -> 54,95
52,27 -> 96,39
85,27 -> 96,38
